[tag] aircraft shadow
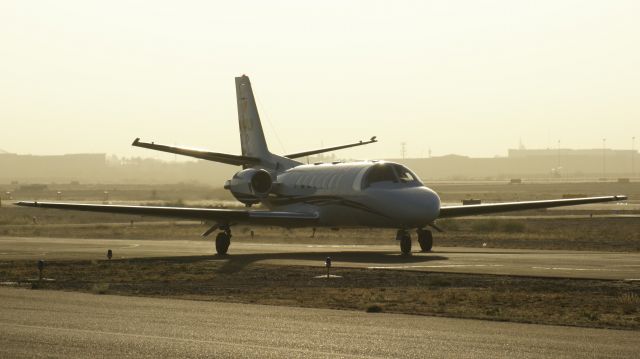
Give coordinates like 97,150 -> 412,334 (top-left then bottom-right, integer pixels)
125,251 -> 449,273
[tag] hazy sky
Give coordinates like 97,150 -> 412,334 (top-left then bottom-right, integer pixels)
2,1 -> 639,161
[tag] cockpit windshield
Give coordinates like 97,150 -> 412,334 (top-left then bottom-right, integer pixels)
393,165 -> 418,183
362,163 -> 422,189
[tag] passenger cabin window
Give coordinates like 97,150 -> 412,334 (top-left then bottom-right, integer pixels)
363,164 -> 397,188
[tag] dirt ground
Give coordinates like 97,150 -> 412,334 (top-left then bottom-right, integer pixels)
1,257 -> 638,330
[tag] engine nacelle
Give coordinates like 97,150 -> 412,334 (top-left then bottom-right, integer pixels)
224,168 -> 273,205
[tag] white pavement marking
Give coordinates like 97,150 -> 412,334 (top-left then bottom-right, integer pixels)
531,266 -> 618,272
306,245 -> 366,248
368,264 -> 505,269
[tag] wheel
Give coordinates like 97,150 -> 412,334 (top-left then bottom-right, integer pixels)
417,229 -> 433,252
215,232 -> 231,255
400,234 -> 412,255
215,232 -> 230,255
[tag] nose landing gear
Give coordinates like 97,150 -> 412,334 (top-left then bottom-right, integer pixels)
215,228 -> 231,255
397,229 -> 434,254
396,229 -> 412,255
417,229 -> 433,252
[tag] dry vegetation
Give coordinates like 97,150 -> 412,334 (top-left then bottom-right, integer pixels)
1,258 -> 638,330
3,179 -> 638,204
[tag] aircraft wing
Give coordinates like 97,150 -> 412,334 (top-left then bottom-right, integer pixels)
438,195 -> 627,219
132,138 -> 260,166
14,201 -> 319,227
285,136 -> 377,159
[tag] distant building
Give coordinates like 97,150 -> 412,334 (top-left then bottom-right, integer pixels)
508,148 -> 634,158
0,153 -> 107,183
0,152 -> 235,185
389,148 -> 638,180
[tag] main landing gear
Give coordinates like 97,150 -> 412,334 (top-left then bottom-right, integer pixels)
396,228 -> 433,255
215,228 -> 231,255
417,228 -> 433,252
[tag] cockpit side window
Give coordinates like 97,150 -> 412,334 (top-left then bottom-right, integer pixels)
393,164 -> 418,183
363,164 -> 397,188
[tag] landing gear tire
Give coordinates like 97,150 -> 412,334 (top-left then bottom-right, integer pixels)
397,230 -> 412,255
417,229 -> 433,252
215,231 -> 231,255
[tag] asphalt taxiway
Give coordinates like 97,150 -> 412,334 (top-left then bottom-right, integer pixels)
1,236 -> 638,280
0,287 -> 637,358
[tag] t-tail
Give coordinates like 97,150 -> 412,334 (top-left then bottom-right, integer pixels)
131,75 -> 377,172
236,75 -> 270,161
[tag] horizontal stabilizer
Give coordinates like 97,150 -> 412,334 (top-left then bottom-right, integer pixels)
132,138 -> 261,166
438,195 -> 628,218
285,136 -> 378,159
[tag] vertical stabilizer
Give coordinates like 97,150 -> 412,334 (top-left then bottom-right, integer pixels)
236,75 -> 270,159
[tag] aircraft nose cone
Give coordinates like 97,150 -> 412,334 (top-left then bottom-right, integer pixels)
418,187 -> 441,222
389,186 -> 440,227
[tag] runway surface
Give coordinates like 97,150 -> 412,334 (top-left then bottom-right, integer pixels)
1,236 -> 639,280
0,287 -> 637,358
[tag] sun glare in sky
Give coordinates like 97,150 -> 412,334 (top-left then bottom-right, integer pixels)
2,0 -> 639,160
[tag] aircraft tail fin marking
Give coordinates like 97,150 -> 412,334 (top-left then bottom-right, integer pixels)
236,75 -> 270,159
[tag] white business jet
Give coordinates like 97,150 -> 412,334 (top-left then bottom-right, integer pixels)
17,76 -> 627,255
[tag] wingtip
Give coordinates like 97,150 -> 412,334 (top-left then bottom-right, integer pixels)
614,195 -> 628,201
14,201 -> 35,207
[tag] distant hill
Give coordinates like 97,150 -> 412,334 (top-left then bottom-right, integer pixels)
1,148 -> 637,184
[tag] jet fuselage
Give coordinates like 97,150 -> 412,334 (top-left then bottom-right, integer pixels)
264,161 -> 441,228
